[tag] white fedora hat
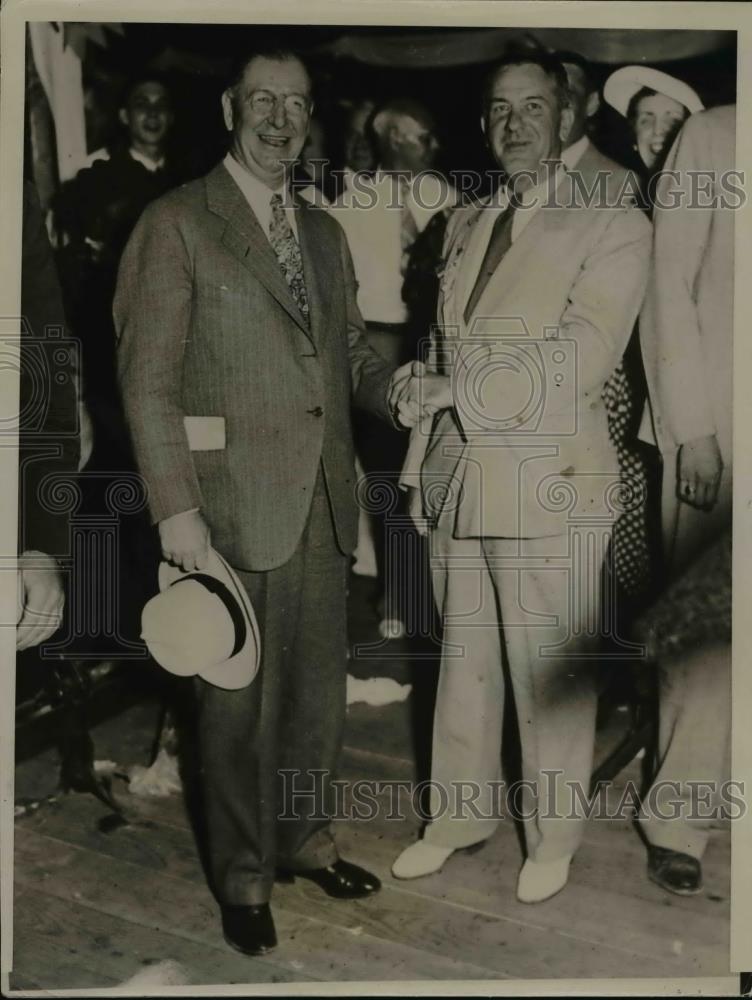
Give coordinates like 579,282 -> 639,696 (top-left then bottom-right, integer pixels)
141,547 -> 260,690
604,66 -> 704,118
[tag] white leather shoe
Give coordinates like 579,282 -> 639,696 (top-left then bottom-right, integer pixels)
391,841 -> 455,879
516,855 -> 572,903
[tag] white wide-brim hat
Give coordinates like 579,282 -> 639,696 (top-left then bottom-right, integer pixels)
141,547 -> 260,690
604,66 -> 704,118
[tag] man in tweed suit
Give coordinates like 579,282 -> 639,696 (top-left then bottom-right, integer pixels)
115,47 -> 430,956
636,105 -> 735,897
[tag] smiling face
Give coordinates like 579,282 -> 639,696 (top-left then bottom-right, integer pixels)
222,55 -> 312,188
631,91 -> 687,169
482,62 -> 573,189
120,81 -> 173,151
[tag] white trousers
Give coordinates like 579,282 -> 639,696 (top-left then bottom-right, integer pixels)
423,517 -> 608,863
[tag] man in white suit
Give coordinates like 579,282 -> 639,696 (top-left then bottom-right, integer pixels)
392,50 -> 651,902
636,105 -> 735,895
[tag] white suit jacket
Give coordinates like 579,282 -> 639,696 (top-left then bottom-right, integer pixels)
402,167 -> 652,539
639,105 -> 736,467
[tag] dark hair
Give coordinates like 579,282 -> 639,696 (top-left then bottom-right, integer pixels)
555,49 -> 597,96
482,47 -> 570,110
626,85 -> 691,127
120,71 -> 173,110
225,46 -> 312,96
626,86 -> 659,125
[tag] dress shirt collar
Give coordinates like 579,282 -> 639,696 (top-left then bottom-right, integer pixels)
223,152 -> 299,239
129,147 -> 165,172
480,161 -> 568,244
488,160 -> 567,213
561,135 -> 590,171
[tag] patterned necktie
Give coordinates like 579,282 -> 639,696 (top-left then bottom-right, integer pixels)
463,201 -> 517,325
268,192 -> 309,324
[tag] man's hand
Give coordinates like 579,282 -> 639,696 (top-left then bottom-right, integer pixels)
16,551 -> 65,651
389,361 -> 453,428
159,509 -> 210,571
406,485 -> 431,536
677,434 -> 724,510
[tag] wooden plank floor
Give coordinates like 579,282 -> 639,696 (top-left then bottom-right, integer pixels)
10,577 -> 733,990
11,753 -> 732,989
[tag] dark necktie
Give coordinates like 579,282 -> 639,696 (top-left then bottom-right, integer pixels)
399,176 -> 419,275
268,192 -> 310,324
463,201 -> 517,325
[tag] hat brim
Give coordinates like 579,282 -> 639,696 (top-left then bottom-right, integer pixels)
603,66 -> 704,118
158,549 -> 260,691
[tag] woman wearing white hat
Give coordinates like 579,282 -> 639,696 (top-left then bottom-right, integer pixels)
594,66 -> 704,621
604,65 -> 703,172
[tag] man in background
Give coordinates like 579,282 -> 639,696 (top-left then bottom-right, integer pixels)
56,72 -> 178,466
636,105 -> 735,896
333,97 -> 456,638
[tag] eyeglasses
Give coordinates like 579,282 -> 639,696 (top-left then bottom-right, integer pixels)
247,90 -> 310,118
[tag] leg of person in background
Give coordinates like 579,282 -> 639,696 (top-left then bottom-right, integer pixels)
351,453 -> 378,579
356,324 -> 412,640
637,641 -> 731,894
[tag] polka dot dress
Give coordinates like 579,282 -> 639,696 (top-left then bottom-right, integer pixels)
601,345 -> 654,603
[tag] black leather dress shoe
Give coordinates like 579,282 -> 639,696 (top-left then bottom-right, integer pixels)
221,902 -> 277,955
278,859 -> 381,899
647,846 -> 703,896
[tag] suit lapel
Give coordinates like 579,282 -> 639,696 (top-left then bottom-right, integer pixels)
443,207 -> 484,329
468,209 -> 546,329
206,164 -> 314,344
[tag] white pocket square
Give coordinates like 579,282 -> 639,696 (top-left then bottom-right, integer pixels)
184,416 -> 226,451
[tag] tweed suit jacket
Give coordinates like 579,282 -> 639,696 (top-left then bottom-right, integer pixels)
402,168 -> 652,539
115,161 -> 394,572
639,106 -> 735,467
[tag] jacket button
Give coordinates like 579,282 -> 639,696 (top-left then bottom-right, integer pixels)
307,406 -> 324,417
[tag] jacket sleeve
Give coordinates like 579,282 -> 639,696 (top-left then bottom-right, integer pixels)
558,206 -> 652,402
114,198 -> 204,525
640,113 -> 724,448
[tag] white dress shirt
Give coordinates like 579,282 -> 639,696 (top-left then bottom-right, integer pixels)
561,134 -> 590,171
130,147 -> 166,172
78,145 -> 166,173
223,152 -> 299,241
331,170 -> 456,325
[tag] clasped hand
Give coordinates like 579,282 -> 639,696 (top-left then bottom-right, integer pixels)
389,361 -> 453,428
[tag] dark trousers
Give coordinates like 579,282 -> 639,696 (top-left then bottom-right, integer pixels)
193,469 -> 348,905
